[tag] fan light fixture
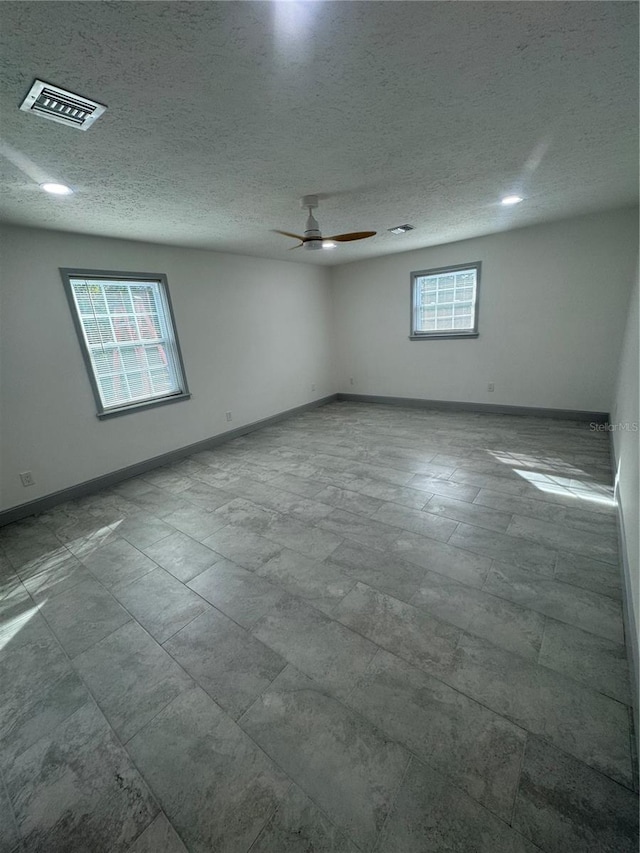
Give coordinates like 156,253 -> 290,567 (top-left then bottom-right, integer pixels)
273,196 -> 376,250
40,182 -> 73,195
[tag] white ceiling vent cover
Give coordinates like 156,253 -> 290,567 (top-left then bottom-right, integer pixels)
19,80 -> 106,130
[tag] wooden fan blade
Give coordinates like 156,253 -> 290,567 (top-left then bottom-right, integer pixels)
289,243 -> 303,250
273,229 -> 305,241
326,231 -> 377,242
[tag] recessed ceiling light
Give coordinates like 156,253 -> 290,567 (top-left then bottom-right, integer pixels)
40,182 -> 73,195
501,195 -> 523,206
388,224 -> 414,235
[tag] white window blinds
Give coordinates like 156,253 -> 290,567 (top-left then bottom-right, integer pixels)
68,276 -> 185,411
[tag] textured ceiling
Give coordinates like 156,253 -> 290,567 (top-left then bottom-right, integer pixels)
0,1 -> 637,265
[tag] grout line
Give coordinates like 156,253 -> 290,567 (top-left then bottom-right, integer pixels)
479,558 -> 494,593
156,605 -> 213,647
509,732 -> 528,827
244,786 -> 291,853
370,753 -> 413,853
0,757 -> 23,852
536,616 -> 549,667
234,664 -> 292,730
123,810 -> 189,853
628,706 -> 639,794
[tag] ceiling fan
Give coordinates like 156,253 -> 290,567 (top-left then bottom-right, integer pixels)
274,195 -> 376,250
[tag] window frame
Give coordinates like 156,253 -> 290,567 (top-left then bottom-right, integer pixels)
60,268 -> 191,419
409,261 -> 481,340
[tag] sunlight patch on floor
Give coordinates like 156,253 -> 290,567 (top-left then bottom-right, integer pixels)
513,469 -> 616,508
487,449 -> 589,478
0,605 -> 40,651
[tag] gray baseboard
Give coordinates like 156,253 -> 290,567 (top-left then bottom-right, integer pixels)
617,504 -> 640,755
0,395 -> 337,527
614,484 -> 639,761
336,392 -> 609,423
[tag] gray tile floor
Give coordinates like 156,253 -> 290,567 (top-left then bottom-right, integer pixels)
0,402 -> 637,852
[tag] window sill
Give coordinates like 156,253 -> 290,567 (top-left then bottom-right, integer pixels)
97,392 -> 191,420
409,332 -> 479,341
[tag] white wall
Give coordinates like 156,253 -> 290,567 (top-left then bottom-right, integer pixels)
611,261 -> 639,709
331,208 -> 638,413
0,225 -> 333,511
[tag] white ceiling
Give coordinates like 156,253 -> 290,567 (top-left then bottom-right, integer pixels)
0,2 -> 637,265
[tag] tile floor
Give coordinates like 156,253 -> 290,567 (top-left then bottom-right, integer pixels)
0,402 -> 637,852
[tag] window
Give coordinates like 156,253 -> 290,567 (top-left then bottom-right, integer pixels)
60,269 -> 190,418
410,262 -> 480,339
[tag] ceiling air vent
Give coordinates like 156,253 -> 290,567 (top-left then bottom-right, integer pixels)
19,80 -> 106,130
388,224 -> 414,235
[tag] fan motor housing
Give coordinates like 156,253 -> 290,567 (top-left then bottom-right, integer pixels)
304,208 -> 322,248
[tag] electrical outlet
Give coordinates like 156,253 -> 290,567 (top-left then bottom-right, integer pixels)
487,382 -> 495,392
20,471 -> 35,487
225,411 -> 232,422
349,377 -> 354,386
